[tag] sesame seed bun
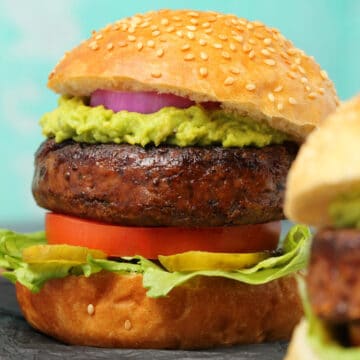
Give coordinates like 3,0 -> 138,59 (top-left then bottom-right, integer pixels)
16,272 -> 302,349
285,95 -> 360,227
48,9 -> 338,142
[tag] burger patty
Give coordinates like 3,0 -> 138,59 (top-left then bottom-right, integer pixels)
33,139 -> 297,227
307,228 -> 360,323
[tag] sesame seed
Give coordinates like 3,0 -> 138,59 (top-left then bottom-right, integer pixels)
301,77 -> 308,84
181,44 -> 190,51
121,24 -> 128,31
246,83 -> 256,91
306,85 -> 311,92
124,320 -> 132,330
261,49 -> 271,57
147,40 -> 155,48
268,92 -> 275,102
161,18 -> 169,25
318,87 -> 325,95
230,67 -> 240,74
184,53 -> 195,61
298,66 -> 306,74
202,22 -> 210,28
263,38 -> 272,45
199,39 -> 207,46
308,92 -> 317,99
287,71 -> 297,79
118,41 -> 127,47
288,97 -> 297,105
242,44 -> 251,53
156,48 -> 164,57
254,32 -> 265,40
264,59 -> 276,66
320,70 -> 329,80
140,21 -> 150,28
233,35 -> 244,43
128,35 -> 136,42
213,43 -> 223,49
176,30 -> 183,38
151,70 -> 162,78
222,51 -> 231,59
190,18 -> 198,25
166,26 -> 175,33
274,85 -> 283,92
247,23 -> 254,30
95,34 -> 103,40
128,27 -> 135,34
87,304 -> 95,315
136,42 -> 143,51
152,30 -> 160,37
229,43 -> 237,51
208,16 -> 217,22
248,38 -> 256,45
238,19 -> 247,26
224,76 -> 235,86
88,41 -> 99,50
187,11 -> 199,17
112,24 -> 120,31
267,47 -> 276,53
231,18 -> 238,25
187,31 -> 195,40
295,57 -> 301,65
219,34 -> 228,40
199,67 -> 208,77
107,42 -> 114,50
204,28 -> 213,34
200,51 -> 208,60
277,103 -> 284,111
287,48 -> 297,56
248,50 -> 255,59
186,25 -> 196,31
173,16 -> 181,21
150,25 -> 158,31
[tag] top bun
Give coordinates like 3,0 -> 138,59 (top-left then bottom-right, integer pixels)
48,9 -> 338,142
285,95 -> 360,227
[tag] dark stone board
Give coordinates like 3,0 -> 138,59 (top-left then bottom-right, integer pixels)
0,277 -> 288,360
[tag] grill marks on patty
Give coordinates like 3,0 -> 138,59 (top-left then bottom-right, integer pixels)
32,139 -> 297,227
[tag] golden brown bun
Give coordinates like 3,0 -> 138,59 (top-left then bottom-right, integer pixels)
285,319 -> 319,360
48,9 -> 338,142
16,272 -> 302,349
285,95 -> 360,227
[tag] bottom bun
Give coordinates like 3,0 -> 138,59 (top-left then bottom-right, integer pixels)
285,319 -> 319,360
16,272 -> 302,349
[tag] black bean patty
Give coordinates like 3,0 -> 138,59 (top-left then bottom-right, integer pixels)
308,228 -> 360,323
32,139 -> 297,227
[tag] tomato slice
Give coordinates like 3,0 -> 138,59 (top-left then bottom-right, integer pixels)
45,213 -> 280,259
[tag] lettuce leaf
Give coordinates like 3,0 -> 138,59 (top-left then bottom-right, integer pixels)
0,225 -> 311,297
298,275 -> 360,360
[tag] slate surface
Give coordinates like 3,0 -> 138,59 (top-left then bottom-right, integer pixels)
0,277 -> 288,360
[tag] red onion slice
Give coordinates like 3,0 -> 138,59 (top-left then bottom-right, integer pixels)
90,89 -> 195,114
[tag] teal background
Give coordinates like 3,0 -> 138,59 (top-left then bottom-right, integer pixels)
0,0 -> 359,229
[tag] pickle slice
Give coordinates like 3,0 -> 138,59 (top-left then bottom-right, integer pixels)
159,251 -> 270,272
22,244 -> 106,264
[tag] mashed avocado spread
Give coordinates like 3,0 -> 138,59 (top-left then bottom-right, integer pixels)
329,192 -> 360,228
40,96 -> 289,147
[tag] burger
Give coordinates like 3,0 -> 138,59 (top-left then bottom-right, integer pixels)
285,95 -> 360,359
0,9 -> 337,349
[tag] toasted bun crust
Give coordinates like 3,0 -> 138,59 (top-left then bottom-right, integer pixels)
285,95 -> 360,227
48,9 -> 337,142
16,272 -> 302,349
285,319 -> 319,360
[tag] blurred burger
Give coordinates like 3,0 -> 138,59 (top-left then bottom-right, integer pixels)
0,9 -> 337,349
285,95 -> 360,359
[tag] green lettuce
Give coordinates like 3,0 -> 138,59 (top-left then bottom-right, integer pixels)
298,276 -> 360,360
0,225 -> 311,298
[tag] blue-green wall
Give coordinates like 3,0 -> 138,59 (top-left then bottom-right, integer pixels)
0,0 -> 359,228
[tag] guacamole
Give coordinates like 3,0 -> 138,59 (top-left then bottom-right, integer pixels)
329,191 -> 360,228
40,96 -> 289,147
